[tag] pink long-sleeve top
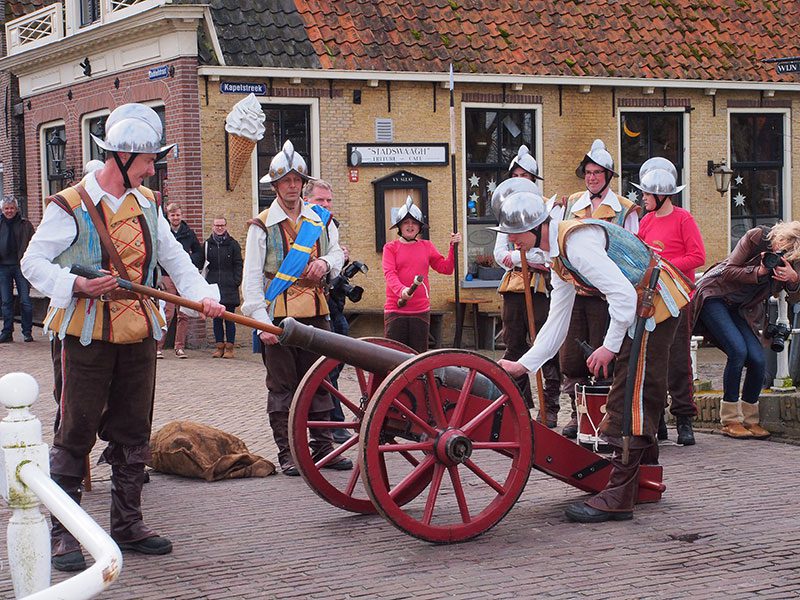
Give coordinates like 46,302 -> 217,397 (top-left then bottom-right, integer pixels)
383,238 -> 455,313
638,206 -> 706,282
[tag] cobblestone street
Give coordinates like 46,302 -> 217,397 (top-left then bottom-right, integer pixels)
0,329 -> 798,599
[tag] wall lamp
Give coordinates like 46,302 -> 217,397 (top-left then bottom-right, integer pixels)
46,130 -> 75,182
707,160 -> 733,196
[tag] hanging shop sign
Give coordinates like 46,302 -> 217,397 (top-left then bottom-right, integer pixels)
347,143 -> 449,167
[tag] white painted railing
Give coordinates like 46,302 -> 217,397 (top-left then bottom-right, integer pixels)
5,3 -> 63,55
0,372 -> 122,599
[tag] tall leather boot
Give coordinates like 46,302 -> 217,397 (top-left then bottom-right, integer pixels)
51,475 -> 86,572
676,415 -> 696,446
269,411 -> 297,475
211,342 -> 225,358
111,464 -> 172,555
741,401 -> 770,439
720,400 -> 752,438
223,342 -> 235,359
309,410 -> 353,471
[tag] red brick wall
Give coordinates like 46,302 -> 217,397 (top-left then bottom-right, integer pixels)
22,57 -> 204,236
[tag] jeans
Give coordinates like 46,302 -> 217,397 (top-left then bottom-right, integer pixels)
212,304 -> 237,343
0,264 -> 33,336
699,298 -> 765,404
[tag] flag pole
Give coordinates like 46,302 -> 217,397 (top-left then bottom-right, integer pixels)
449,64 -> 464,348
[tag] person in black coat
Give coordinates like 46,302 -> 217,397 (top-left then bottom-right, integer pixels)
204,216 -> 243,358
157,202 -> 204,358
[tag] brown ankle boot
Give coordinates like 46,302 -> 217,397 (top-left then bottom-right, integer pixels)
212,342 -> 225,358
719,400 -> 752,438
741,401 -> 771,439
223,342 -> 234,359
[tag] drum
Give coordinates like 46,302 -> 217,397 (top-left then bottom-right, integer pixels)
575,383 -> 611,453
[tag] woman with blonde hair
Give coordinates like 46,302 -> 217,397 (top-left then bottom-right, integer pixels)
693,221 -> 800,439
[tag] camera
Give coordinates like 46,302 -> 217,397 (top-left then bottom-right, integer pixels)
765,322 -> 791,353
762,250 -> 786,271
329,260 -> 369,303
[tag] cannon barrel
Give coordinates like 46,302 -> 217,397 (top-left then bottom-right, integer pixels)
279,317 -> 412,374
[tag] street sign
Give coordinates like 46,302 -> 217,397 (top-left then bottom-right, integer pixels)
148,65 -> 170,81
220,82 -> 267,95
776,61 -> 800,74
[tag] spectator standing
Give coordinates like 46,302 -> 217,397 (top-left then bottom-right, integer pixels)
157,202 -> 204,358
204,216 -> 243,358
0,196 -> 35,343
382,196 -> 461,353
634,159 -> 705,445
693,222 -> 800,439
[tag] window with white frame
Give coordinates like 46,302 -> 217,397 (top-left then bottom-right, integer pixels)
41,123 -> 69,197
729,112 -> 785,249
256,104 -> 312,213
463,106 -> 538,280
620,111 -> 685,209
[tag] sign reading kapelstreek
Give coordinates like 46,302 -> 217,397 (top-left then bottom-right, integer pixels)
220,82 -> 267,95
347,143 -> 449,167
775,61 -> 800,74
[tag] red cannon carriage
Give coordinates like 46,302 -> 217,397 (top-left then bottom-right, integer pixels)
281,318 -> 665,544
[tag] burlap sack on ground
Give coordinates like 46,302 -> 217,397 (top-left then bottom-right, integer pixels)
149,421 -> 275,480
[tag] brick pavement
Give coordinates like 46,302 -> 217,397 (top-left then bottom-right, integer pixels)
0,328 -> 799,599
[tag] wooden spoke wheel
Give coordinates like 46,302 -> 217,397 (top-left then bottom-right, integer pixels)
360,350 -> 533,543
289,337 -> 417,514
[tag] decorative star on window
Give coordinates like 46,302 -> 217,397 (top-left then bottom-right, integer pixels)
487,178 -> 497,194
469,173 -> 480,188
735,175 -> 744,186
733,192 -> 746,207
627,190 -> 639,203
470,192 -> 479,203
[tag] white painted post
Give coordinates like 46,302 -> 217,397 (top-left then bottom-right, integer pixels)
0,372 -> 51,598
771,291 -> 796,391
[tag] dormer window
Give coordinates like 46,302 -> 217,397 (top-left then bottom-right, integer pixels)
80,0 -> 101,27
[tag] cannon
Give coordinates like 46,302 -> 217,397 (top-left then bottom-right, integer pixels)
280,318 -> 665,544
69,265 -> 665,544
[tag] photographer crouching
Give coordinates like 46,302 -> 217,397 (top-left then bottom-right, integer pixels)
305,180 -> 367,443
693,222 -> 800,439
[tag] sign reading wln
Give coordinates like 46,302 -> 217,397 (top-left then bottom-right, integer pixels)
776,61 -> 800,74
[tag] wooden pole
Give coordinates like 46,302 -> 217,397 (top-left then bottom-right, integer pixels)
519,255 -> 548,426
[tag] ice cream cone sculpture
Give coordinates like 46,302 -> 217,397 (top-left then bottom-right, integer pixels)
225,93 -> 266,190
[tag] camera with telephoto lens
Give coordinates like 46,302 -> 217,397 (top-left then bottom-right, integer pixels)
765,322 -> 791,353
762,250 -> 786,271
329,261 -> 369,303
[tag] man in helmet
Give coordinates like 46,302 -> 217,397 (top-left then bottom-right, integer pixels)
382,196 -> 461,353
558,139 -> 640,439
494,186 -> 689,523
634,159 -> 705,446
492,146 -> 562,426
21,103 -> 225,571
241,141 -> 350,476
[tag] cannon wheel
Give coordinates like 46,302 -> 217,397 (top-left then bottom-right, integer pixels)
289,337 -> 422,514
360,349 -> 533,543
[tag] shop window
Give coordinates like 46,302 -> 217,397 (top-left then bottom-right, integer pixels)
620,112 -> 684,208
729,113 -> 784,249
256,105 -> 311,213
42,124 -> 69,196
464,107 -> 535,280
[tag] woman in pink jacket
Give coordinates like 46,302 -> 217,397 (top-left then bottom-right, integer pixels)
383,197 -> 460,353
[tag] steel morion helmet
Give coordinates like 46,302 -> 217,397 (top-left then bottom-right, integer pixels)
508,144 -> 543,181
91,104 -> 174,158
390,196 -> 426,229
490,177 -> 540,221
576,139 -> 618,178
489,182 -> 547,234
260,140 -> 313,184
90,103 -> 175,189
638,157 -> 678,182
631,168 -> 685,196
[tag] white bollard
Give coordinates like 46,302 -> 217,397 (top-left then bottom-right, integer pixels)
771,291 -> 796,392
0,372 -> 51,597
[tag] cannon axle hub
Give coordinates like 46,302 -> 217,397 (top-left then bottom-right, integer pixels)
435,429 -> 473,465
